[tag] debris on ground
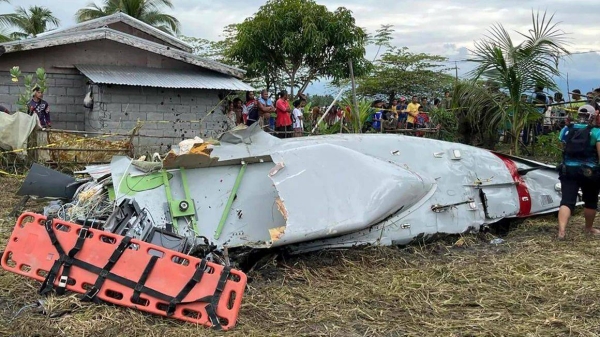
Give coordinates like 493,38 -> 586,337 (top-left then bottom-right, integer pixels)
0,124 -> 591,334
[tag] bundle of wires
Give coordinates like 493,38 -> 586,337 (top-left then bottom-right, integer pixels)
58,177 -> 114,222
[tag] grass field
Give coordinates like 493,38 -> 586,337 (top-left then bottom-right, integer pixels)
1,175 -> 600,337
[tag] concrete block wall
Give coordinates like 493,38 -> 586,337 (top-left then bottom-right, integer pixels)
0,71 -> 88,130
90,84 -> 230,154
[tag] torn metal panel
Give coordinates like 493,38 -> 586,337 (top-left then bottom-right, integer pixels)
162,142 -> 220,170
267,143 -> 435,245
74,164 -> 112,181
162,134 -> 274,170
211,123 -> 282,161
105,127 -> 566,256
111,156 -> 285,249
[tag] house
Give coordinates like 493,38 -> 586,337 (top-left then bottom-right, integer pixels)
0,13 -> 254,153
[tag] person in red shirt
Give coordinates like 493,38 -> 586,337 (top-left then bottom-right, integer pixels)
275,90 -> 293,138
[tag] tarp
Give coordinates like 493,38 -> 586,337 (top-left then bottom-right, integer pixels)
0,111 -> 39,155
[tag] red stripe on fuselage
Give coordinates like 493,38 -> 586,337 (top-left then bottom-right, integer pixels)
493,154 -> 532,217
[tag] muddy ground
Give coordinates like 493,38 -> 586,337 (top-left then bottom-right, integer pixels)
1,175 -> 600,337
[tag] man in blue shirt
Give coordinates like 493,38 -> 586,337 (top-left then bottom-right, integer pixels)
396,97 -> 408,127
372,107 -> 383,131
557,105 -> 600,239
257,90 -> 276,131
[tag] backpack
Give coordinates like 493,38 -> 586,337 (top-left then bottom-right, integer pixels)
564,125 -> 594,159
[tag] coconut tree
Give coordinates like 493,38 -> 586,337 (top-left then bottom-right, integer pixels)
0,5 -> 60,39
449,80 -> 508,149
75,0 -> 180,35
467,10 -> 570,155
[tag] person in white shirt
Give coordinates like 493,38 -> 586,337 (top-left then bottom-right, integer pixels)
292,99 -> 306,137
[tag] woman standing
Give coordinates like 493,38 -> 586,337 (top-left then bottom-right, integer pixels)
225,100 -> 237,130
275,90 -> 293,138
244,91 -> 259,126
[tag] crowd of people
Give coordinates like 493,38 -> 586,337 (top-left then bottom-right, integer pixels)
362,94 -> 450,134
223,90 -> 306,138
222,90 -> 452,139
221,86 -> 600,144
512,86 -> 600,146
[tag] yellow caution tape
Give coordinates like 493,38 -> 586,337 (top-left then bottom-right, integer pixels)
0,169 -> 25,179
2,97 -> 229,155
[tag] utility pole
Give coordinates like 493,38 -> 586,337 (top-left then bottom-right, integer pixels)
454,61 -> 458,82
349,59 -> 361,133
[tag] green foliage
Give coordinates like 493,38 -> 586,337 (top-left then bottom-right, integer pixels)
468,10 -> 570,155
429,107 -> 458,142
340,97 -> 373,133
533,131 -> 563,164
449,80 -> 506,149
369,24 -> 394,61
306,94 -> 334,108
178,36 -> 227,61
357,47 -> 454,101
75,0 -> 180,35
225,0 -> 371,97
10,66 -> 47,112
0,5 -> 60,39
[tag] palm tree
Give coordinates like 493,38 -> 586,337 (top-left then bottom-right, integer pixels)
0,6 -> 60,39
75,0 -> 180,35
467,10 -> 570,155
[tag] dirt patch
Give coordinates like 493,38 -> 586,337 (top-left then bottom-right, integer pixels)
1,175 -> 600,336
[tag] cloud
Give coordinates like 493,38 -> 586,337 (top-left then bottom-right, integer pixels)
1,0 -> 599,94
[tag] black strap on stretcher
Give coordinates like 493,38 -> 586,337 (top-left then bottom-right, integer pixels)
80,235 -> 132,303
40,218 -> 90,296
38,218 -> 230,330
132,255 -> 159,304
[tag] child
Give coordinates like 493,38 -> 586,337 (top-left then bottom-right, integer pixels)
415,106 -> 430,137
292,100 -> 304,137
226,101 -> 237,130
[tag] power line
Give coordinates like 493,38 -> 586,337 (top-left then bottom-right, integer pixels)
442,49 -> 600,64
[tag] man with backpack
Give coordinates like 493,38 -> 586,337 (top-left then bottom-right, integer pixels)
557,105 -> 600,239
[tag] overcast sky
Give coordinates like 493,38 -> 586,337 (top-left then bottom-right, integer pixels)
1,0 -> 599,95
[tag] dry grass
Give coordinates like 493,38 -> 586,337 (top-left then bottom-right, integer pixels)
1,176 -> 600,336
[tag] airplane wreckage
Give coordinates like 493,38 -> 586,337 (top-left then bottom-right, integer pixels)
1,123 -> 568,329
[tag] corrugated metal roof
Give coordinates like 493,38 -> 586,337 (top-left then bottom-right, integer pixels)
75,64 -> 255,91
36,13 -> 194,53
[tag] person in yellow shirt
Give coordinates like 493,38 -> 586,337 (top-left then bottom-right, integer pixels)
403,95 -> 420,129
565,89 -> 587,117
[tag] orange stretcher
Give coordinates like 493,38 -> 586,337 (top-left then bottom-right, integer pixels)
1,212 -> 247,330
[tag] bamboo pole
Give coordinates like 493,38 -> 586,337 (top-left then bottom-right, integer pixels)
349,59 -> 361,133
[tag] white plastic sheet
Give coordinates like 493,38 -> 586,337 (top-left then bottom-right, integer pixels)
0,111 -> 39,155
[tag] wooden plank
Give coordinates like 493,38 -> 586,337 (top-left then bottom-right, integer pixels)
47,148 -> 129,152
35,130 -> 51,162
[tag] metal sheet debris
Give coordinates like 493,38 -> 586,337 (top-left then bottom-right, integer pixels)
15,126 -> 571,261
17,163 -> 85,199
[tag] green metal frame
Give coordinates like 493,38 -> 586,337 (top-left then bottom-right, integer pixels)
215,163 -> 247,240
161,168 -> 199,235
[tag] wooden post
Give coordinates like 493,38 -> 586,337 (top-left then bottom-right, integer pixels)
348,59 -> 361,133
